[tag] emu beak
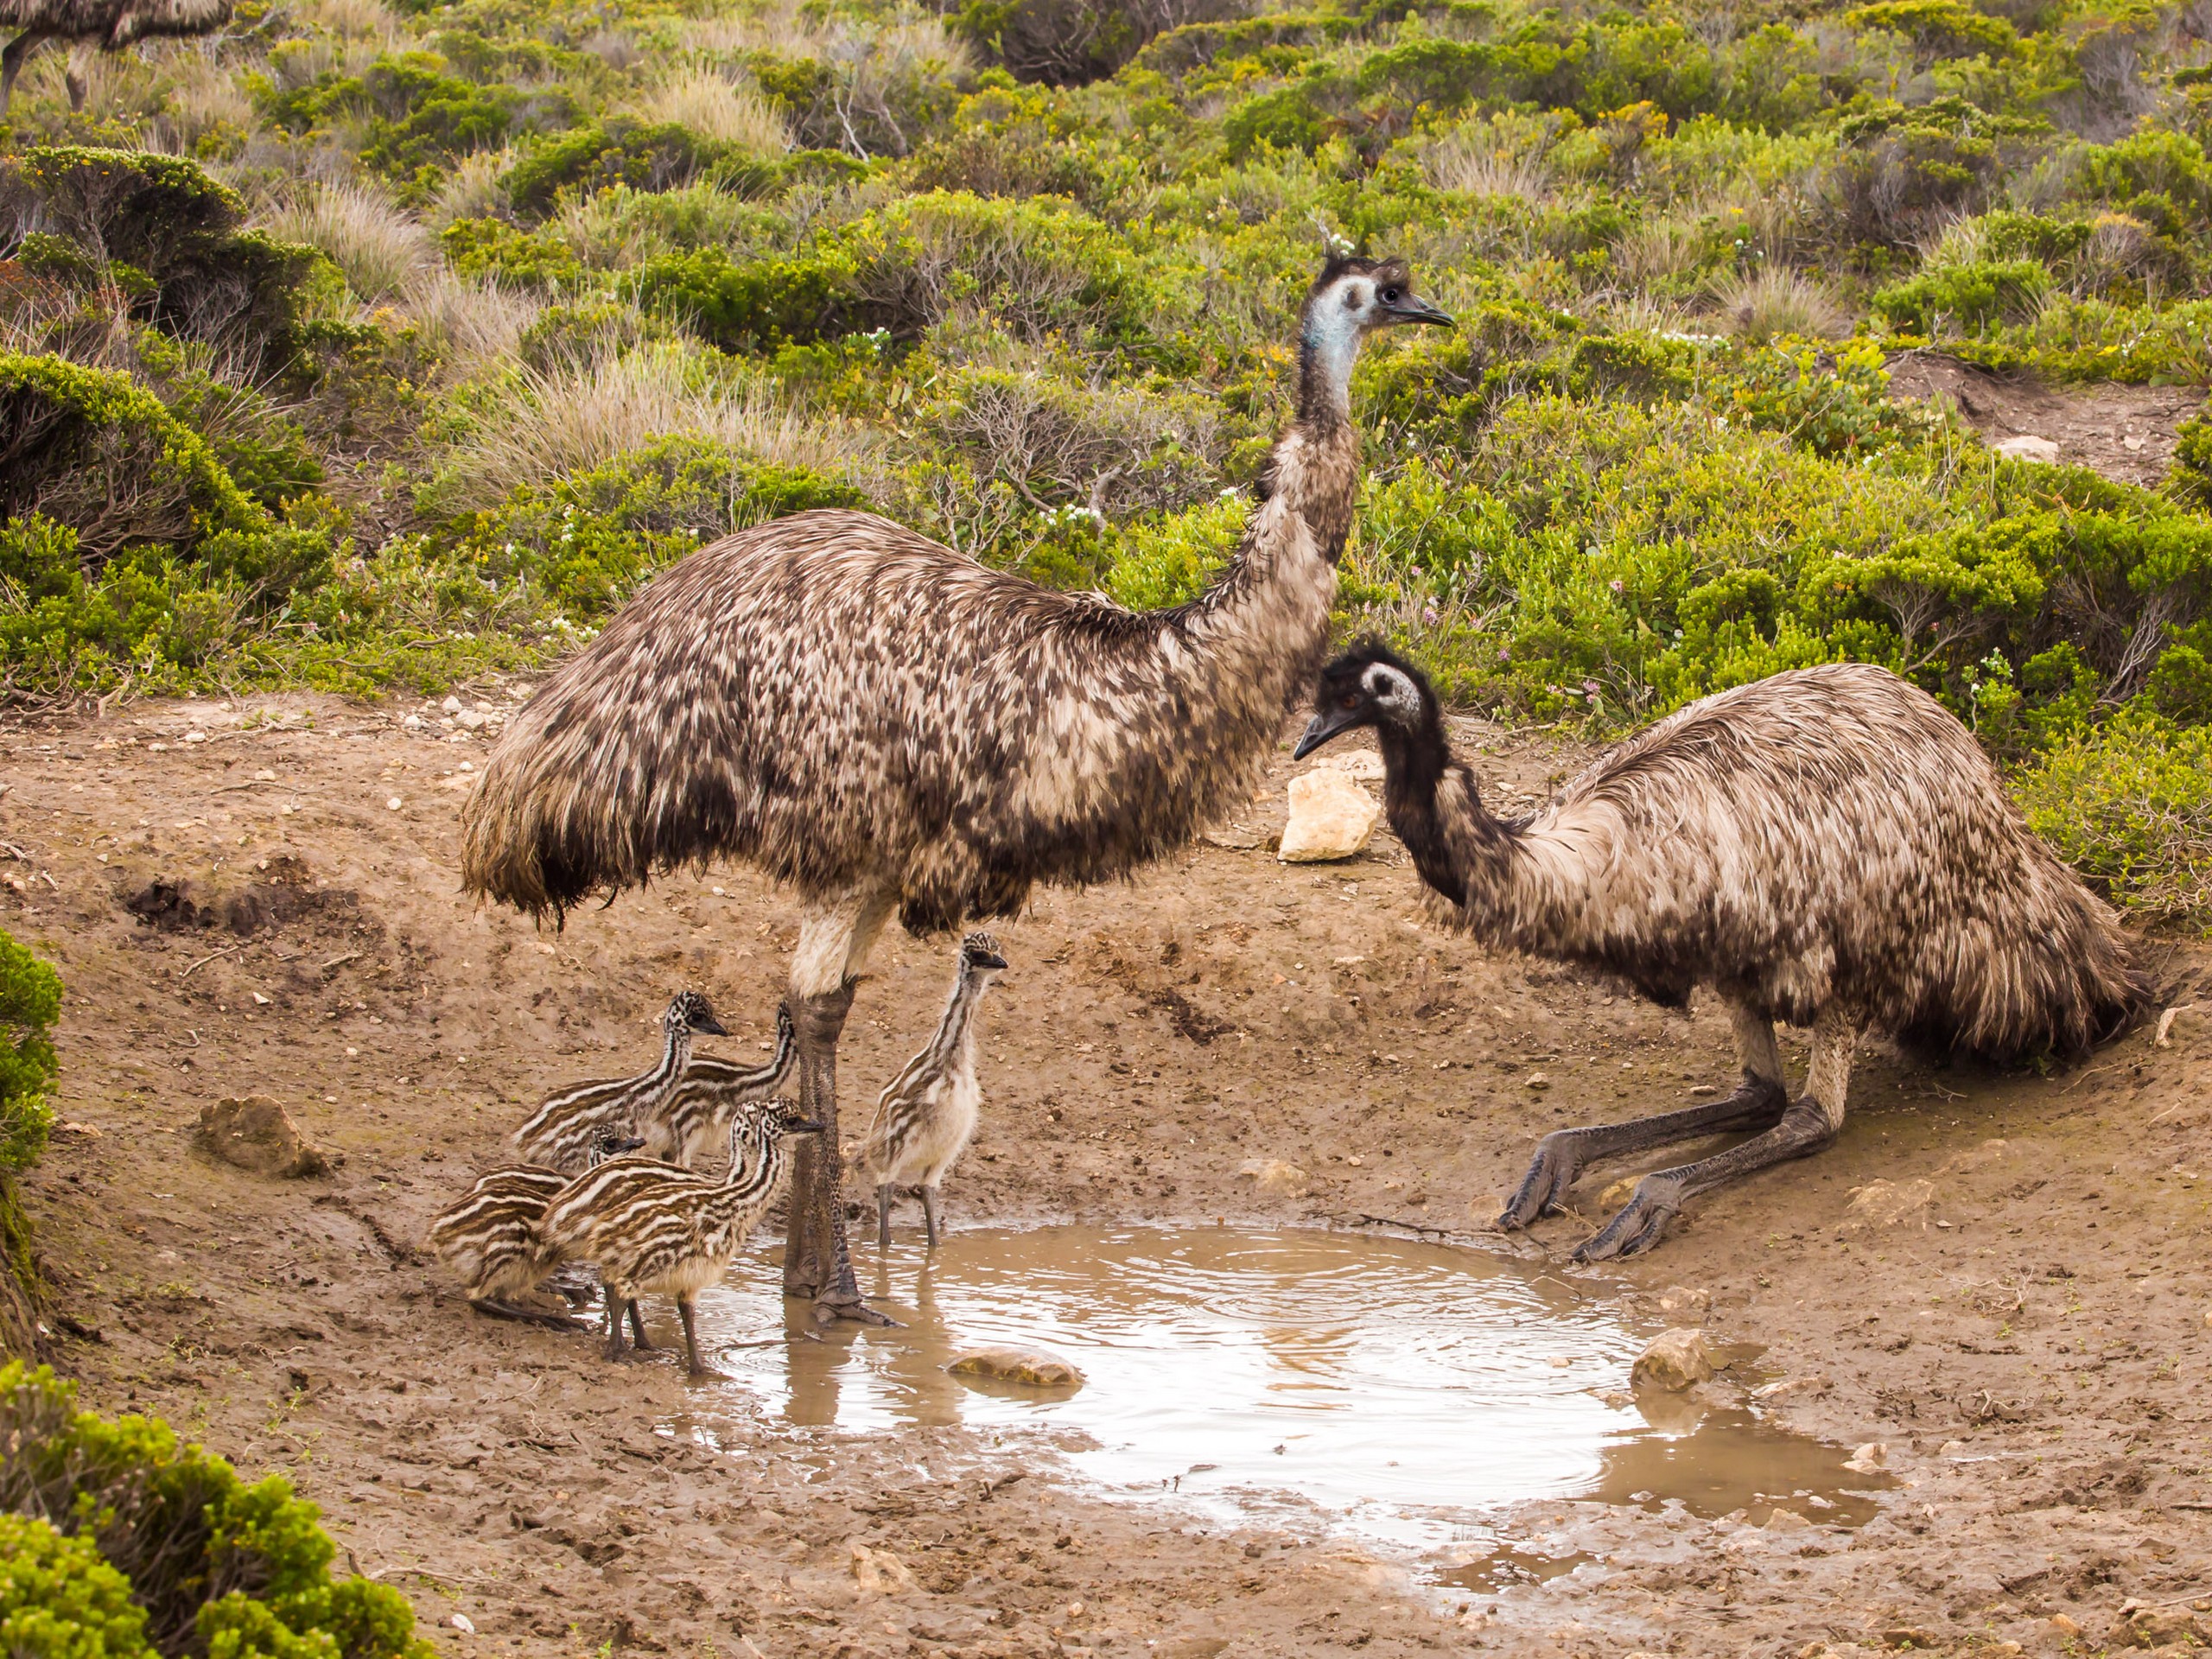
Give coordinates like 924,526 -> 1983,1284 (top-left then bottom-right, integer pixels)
789,1117 -> 826,1135
1294,705 -> 1363,760
972,950 -> 1008,971
693,1013 -> 729,1036
1382,293 -> 1452,327
612,1135 -> 645,1153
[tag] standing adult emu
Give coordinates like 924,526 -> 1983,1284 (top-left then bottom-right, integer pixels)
1,0 -> 232,115
461,255 -> 1450,1321
1296,642 -> 2149,1260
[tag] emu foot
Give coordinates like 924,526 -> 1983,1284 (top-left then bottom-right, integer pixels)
811,1296 -> 899,1328
471,1299 -> 583,1331
1498,1131 -> 1585,1230
1573,1173 -> 1687,1262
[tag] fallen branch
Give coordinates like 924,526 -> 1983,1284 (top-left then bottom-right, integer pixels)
181,944 -> 245,978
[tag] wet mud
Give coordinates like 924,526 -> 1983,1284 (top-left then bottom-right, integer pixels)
5,690 -> 2211,1657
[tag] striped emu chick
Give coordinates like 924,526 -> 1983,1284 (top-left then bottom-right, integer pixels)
426,1124 -> 643,1326
639,1000 -> 797,1167
861,934 -> 1007,1249
1298,644 -> 2150,1261
535,1100 -> 822,1373
462,256 -> 1449,1323
512,990 -> 726,1172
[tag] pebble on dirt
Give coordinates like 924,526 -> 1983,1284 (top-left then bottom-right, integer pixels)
1630,1327 -> 1715,1392
1238,1158 -> 1308,1196
1838,1177 -> 1936,1232
1277,768 -> 1380,862
946,1346 -> 1086,1388
848,1541 -> 916,1594
192,1095 -> 339,1179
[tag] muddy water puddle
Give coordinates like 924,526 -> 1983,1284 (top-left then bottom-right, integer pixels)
686,1226 -> 1885,1568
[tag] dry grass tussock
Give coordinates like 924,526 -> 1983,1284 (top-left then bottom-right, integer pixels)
264,182 -> 434,302
146,50 -> 258,156
401,270 -> 542,371
625,66 -> 791,155
425,149 -> 516,232
1709,265 -> 1849,342
679,8 -> 972,75
436,342 -> 880,514
1426,131 -> 1554,200
1611,217 -> 1705,288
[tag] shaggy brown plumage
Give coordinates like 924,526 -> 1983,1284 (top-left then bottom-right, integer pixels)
1,0 -> 231,113
461,255 -> 1449,1319
1299,642 -> 2150,1259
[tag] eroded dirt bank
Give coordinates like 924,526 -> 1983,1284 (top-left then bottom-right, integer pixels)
5,690 -> 2210,1659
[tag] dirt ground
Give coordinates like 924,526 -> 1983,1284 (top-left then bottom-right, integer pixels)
6,686 -> 2211,1659
1886,353 -> 2204,488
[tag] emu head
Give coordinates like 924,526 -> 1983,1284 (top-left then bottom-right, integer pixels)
959,931 -> 1008,977
1295,641 -> 1436,759
1299,255 -> 1452,415
664,989 -> 728,1037
588,1125 -> 645,1165
760,1097 -> 824,1141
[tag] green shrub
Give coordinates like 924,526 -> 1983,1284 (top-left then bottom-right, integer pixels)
2015,712 -> 2212,926
629,245 -> 861,350
0,1363 -> 429,1659
436,219 -> 582,290
0,354 -> 260,565
1103,493 -> 1246,608
263,52 -> 528,186
0,929 -> 61,1177
505,119 -> 759,219
0,1513 -> 152,1659
1873,258 -> 2050,333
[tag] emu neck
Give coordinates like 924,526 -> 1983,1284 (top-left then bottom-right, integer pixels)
1375,715 -> 1513,912
652,1024 -> 692,1085
929,970 -> 994,1070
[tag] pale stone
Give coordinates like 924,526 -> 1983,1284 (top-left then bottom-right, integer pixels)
1238,1158 -> 1309,1196
946,1346 -> 1084,1388
1763,1507 -> 1812,1532
1277,769 -> 1379,863
1312,750 -> 1385,782
848,1541 -> 915,1594
1839,1178 -> 1936,1232
1657,1285 -> 1712,1316
1630,1326 -> 1714,1392
1752,1373 -> 1831,1402
194,1096 -> 337,1179
1994,435 -> 2061,463
1843,1441 -> 1887,1473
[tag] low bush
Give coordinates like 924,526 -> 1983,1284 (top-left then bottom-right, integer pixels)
2015,712 -> 2212,924
0,1512 -> 150,1659
1872,258 -> 2050,333
0,926 -> 61,1177
0,1363 -> 429,1659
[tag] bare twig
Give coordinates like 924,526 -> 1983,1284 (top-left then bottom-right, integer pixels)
181,945 -> 244,978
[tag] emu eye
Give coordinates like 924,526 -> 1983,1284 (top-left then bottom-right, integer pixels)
1339,692 -> 1359,709
1381,287 -> 1401,303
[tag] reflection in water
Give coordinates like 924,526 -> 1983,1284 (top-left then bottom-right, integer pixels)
686,1225 -> 1887,1560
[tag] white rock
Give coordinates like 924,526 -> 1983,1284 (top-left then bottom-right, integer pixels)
1237,1158 -> 1308,1196
1657,1285 -> 1711,1316
1631,1327 -> 1715,1392
401,714 -> 423,731
1994,435 -> 2061,464
1838,1178 -> 1936,1233
450,1614 -> 475,1635
1278,769 -> 1379,863
455,709 -> 488,730
442,695 -> 464,713
1843,1441 -> 1887,1472
849,1541 -> 915,1594
1313,750 -> 1385,782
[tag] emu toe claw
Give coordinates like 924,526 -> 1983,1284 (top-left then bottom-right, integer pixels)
814,1297 -> 899,1328
471,1300 -> 584,1331
1498,1135 -> 1581,1230
1573,1176 -> 1685,1262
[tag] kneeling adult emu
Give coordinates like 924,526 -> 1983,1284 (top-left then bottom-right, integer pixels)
1296,644 -> 2149,1260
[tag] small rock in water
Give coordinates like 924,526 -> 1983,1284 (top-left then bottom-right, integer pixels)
848,1541 -> 915,1594
194,1096 -> 338,1179
1843,1441 -> 1887,1473
1762,1508 -> 1811,1533
1630,1327 -> 1714,1392
1277,769 -> 1379,863
1657,1285 -> 1711,1316
1751,1373 -> 1830,1402
946,1346 -> 1084,1389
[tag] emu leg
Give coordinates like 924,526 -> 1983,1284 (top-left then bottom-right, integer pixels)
1574,1008 -> 1859,1262
470,1297 -> 582,1331
0,29 -> 50,116
603,1294 -> 626,1361
921,1185 -> 943,1251
876,1183 -> 894,1251
626,1300 -> 652,1351
785,889 -> 897,1325
1499,1004 -> 1789,1229
677,1297 -> 707,1376
63,39 -> 91,111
